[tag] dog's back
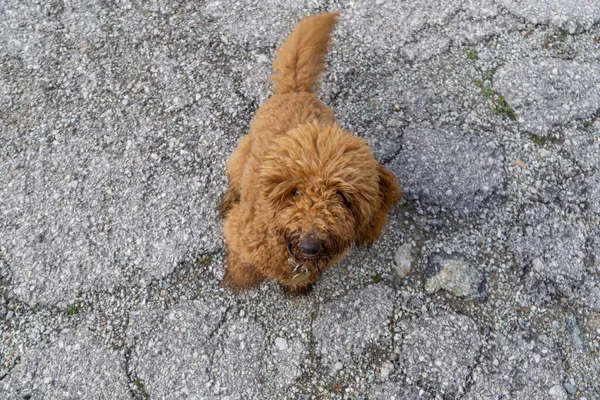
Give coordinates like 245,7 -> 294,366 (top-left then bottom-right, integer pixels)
224,13 -> 341,212
271,12 -> 339,95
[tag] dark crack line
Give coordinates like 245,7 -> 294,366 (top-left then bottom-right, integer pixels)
461,325 -> 493,398
380,143 -> 404,166
491,2 -> 600,36
124,343 -> 142,400
296,299 -> 324,395
0,249 -> 228,369
206,304 -> 232,343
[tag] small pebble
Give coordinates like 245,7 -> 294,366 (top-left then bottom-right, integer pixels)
274,337 -> 288,351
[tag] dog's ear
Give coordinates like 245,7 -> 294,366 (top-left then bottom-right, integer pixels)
355,164 -> 402,246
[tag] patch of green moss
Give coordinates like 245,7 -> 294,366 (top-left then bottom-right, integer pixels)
528,133 -> 548,147
473,77 -> 494,98
480,84 -> 495,99
66,300 -> 84,316
558,29 -> 569,41
133,378 -> 149,399
372,273 -> 382,283
466,49 -> 478,60
595,35 -> 600,43
482,68 -> 497,83
472,67 -> 518,121
198,254 -> 214,267
492,96 -> 516,121
583,120 -> 593,129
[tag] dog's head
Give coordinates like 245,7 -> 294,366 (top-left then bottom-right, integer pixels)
259,123 -> 401,266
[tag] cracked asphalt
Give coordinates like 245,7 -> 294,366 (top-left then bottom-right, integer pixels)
1,0 -> 599,399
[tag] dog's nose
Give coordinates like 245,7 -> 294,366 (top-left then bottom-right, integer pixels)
299,236 -> 322,258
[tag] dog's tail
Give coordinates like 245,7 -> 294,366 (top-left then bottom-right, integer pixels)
271,12 -> 340,95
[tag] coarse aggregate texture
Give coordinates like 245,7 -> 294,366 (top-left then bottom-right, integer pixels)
495,0 -> 600,33
509,204 -> 589,298
1,328 -> 130,399
126,299 -> 229,398
392,124 -> 505,215
312,284 -> 396,372
368,382 -> 425,400
396,312 -> 482,397
465,332 -> 567,400
494,60 -> 600,136
1,0 -> 600,399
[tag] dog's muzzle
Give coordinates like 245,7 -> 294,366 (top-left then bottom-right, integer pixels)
287,240 -> 323,285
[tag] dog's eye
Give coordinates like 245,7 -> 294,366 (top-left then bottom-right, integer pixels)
337,191 -> 351,208
291,188 -> 299,198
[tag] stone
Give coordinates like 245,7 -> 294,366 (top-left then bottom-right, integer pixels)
379,360 -> 395,381
394,243 -> 413,278
274,337 -> 288,351
566,313 -> 585,352
424,254 -> 486,301
548,384 -> 568,399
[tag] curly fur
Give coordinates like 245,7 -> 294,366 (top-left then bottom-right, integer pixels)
221,12 -> 402,294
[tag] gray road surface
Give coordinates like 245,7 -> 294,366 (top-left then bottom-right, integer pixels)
1,0 -> 599,399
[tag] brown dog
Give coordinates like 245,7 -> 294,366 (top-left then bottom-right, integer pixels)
220,12 -> 401,294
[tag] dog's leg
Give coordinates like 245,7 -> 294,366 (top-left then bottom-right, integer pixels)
220,136 -> 251,217
281,283 -> 314,296
222,250 -> 264,290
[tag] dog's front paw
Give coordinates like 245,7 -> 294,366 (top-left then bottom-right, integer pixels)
281,283 -> 314,296
222,251 -> 265,293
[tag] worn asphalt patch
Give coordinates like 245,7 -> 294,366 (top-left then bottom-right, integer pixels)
1,0 -> 600,398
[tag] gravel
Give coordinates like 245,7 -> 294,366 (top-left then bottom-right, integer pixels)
126,299 -> 230,398
313,284 -> 396,372
495,0 -> 600,32
2,0 -> 600,398
392,124 -> 505,215
397,312 -> 482,396
466,333 -> 567,400
1,328 -> 130,399
494,60 -> 600,136
509,204 -> 589,298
